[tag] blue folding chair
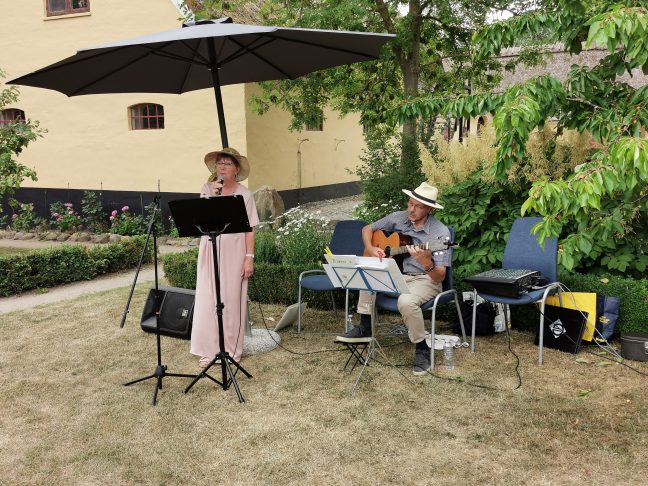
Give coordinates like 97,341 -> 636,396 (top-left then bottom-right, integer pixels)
470,217 -> 562,366
297,219 -> 367,333
374,228 -> 467,371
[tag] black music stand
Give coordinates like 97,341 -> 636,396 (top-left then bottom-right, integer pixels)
120,195 -> 195,406
168,196 -> 253,403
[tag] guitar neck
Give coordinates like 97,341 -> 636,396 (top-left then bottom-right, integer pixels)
388,240 -> 451,257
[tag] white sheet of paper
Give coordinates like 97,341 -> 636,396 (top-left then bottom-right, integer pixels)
322,264 -> 342,287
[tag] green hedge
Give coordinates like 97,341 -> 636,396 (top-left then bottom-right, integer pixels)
163,250 -> 350,309
0,236 -> 151,296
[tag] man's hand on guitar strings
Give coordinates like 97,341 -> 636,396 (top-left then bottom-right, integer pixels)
407,245 -> 433,267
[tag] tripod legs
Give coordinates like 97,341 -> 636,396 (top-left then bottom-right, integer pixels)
124,366 -> 197,406
184,352 -> 252,403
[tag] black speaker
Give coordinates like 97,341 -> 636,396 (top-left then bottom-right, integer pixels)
140,286 -> 196,340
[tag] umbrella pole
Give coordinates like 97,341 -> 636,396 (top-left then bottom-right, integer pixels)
208,42 -> 229,148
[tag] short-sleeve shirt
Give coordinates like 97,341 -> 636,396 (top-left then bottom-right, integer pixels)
371,210 -> 451,274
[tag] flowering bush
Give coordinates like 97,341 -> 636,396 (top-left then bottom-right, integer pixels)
110,205 -> 146,236
167,216 -> 179,238
50,201 -> 82,232
11,202 -> 46,232
353,198 -> 401,223
272,207 -> 332,264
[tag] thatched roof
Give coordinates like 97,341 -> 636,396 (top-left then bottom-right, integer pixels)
497,44 -> 648,89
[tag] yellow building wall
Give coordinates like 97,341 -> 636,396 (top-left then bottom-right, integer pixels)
1,0 -> 247,194
2,1 -> 364,197
244,85 -> 366,192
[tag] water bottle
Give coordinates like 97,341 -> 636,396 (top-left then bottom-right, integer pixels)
443,341 -> 456,370
346,314 -> 354,332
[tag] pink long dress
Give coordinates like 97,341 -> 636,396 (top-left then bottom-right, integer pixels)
190,182 -> 259,362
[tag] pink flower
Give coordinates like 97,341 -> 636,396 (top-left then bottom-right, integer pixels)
111,210 -> 118,216
68,210 -> 74,215
121,206 -> 129,212
53,212 -> 59,218
12,214 -> 17,219
64,203 -> 73,208
110,215 -> 115,221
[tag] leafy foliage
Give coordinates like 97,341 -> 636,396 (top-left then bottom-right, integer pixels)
353,130 -> 425,221
109,206 -> 145,236
10,202 -> 46,232
399,1 -> 648,276
0,69 -> 44,214
81,191 -> 108,233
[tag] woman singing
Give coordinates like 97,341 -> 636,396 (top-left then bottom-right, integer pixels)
190,147 -> 259,368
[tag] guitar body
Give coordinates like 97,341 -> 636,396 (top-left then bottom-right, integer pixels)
365,230 -> 454,273
365,230 -> 412,271
366,230 -> 412,258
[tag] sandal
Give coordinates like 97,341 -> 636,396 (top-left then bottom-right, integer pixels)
198,356 -> 211,368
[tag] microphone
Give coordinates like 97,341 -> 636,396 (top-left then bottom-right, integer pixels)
214,175 -> 224,195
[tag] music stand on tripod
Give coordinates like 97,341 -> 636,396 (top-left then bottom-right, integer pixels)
120,195 -> 195,406
325,256 -> 414,393
168,195 -> 253,403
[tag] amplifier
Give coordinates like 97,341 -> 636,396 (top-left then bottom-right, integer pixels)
464,268 -> 541,298
140,286 -> 195,340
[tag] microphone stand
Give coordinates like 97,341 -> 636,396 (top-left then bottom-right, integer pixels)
120,195 -> 194,406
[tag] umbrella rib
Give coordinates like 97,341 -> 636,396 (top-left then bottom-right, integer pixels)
67,41 -> 208,95
268,33 -> 381,60
222,37 -> 295,79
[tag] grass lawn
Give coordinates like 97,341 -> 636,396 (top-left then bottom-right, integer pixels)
1,286 -> 646,484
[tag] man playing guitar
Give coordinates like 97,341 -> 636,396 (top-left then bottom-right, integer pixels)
336,182 -> 451,376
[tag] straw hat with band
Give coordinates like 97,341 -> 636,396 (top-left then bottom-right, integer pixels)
204,147 -> 250,182
402,182 -> 444,210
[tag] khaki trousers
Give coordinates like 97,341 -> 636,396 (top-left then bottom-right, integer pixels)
357,274 -> 442,344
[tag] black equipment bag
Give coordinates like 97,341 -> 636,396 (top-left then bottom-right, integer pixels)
453,300 -> 496,336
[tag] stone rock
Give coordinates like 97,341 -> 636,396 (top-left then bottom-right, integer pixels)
13,232 -> 25,240
20,232 -> 36,240
190,238 -> 201,246
44,232 -> 59,241
67,233 -> 78,242
56,233 -> 70,242
109,234 -> 122,243
253,185 -> 285,224
157,236 -> 168,245
93,233 -> 110,244
76,233 -> 92,242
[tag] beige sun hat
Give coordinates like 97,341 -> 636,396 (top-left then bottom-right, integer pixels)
402,182 -> 444,209
204,147 -> 250,182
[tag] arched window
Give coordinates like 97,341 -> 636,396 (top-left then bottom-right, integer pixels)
0,109 -> 26,126
46,0 -> 90,17
477,116 -> 486,135
129,104 -> 164,130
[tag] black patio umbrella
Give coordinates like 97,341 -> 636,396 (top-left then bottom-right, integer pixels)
8,17 -> 394,147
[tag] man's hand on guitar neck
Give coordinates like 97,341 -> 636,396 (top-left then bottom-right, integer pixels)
407,245 -> 433,268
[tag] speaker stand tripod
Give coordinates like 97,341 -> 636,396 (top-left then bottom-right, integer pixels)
120,196 -> 194,406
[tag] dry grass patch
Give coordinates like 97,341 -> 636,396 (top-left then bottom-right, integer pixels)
1,287 -> 647,485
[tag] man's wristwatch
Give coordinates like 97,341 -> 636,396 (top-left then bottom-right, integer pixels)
424,261 -> 436,273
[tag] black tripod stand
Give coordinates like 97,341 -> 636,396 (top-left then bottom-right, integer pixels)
169,196 -> 253,403
120,195 -> 195,406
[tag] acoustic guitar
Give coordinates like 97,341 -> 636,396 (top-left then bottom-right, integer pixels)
365,230 -> 454,258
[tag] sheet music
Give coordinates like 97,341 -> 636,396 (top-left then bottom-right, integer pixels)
325,254 -> 409,294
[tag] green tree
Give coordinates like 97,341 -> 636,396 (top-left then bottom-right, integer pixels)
184,0 -> 522,170
400,0 -> 648,276
0,69 -> 43,214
